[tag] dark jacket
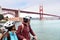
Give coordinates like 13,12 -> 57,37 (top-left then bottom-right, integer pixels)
16,23 -> 35,40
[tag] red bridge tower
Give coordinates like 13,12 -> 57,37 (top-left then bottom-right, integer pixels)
39,5 -> 43,20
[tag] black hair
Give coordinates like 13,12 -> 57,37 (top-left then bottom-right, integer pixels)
5,25 -> 15,31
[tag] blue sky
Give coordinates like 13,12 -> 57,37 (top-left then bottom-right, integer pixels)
0,0 -> 60,18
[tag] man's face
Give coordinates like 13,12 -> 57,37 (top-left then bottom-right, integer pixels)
23,19 -> 30,25
28,19 -> 30,24
12,26 -> 16,30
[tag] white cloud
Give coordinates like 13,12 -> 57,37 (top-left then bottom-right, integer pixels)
0,0 -> 47,8
0,0 -> 25,8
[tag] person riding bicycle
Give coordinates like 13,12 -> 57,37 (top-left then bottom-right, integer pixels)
16,16 -> 37,40
3,21 -> 18,40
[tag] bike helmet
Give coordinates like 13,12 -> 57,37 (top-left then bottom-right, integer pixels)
3,21 -> 15,31
25,16 -> 32,20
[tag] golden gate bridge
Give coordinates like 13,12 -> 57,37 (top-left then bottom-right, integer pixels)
0,5 -> 60,20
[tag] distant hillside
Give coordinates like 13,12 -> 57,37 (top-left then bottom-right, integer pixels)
31,17 -> 60,20
31,18 -> 40,20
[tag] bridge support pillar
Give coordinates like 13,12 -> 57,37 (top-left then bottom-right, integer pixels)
39,5 -> 43,20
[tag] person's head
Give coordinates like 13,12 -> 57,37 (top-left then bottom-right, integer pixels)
23,16 -> 31,24
3,21 -> 16,31
0,14 -> 4,20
